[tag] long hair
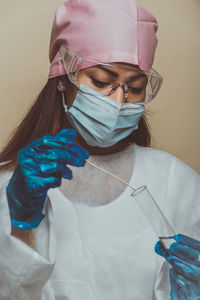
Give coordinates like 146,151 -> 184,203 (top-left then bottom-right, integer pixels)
0,75 -> 152,172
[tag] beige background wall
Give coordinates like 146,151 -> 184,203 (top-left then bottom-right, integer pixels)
0,0 -> 200,173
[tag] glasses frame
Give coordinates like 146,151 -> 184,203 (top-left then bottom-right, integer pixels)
59,45 -> 163,105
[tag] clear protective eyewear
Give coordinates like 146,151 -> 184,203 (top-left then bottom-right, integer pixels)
59,45 -> 163,104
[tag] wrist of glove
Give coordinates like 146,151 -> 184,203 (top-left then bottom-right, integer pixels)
6,129 -> 89,230
155,234 -> 200,300
7,164 -> 47,230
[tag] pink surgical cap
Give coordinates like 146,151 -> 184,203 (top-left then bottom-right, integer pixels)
48,0 -> 158,79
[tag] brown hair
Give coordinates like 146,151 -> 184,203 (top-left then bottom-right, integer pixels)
0,75 -> 151,173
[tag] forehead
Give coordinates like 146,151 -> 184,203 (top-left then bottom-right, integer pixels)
113,62 -> 140,69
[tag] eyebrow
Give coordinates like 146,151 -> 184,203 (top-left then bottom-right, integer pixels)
97,66 -> 119,78
96,66 -> 146,82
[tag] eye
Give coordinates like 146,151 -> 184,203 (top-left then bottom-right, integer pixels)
129,87 -> 144,94
91,77 -> 110,88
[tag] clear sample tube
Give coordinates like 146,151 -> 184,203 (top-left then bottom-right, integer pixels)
131,185 -> 176,250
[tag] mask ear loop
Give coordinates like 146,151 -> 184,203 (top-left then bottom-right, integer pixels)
57,81 -> 68,112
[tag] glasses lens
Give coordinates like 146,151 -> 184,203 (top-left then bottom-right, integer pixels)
146,69 -> 163,102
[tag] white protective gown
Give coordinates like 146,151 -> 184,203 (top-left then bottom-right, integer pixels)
0,144 -> 200,300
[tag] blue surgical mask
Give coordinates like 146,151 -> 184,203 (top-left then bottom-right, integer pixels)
64,84 -> 145,148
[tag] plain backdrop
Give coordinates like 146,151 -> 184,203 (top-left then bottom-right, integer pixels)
0,0 -> 199,173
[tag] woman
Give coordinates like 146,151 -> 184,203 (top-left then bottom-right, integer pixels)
0,0 -> 200,299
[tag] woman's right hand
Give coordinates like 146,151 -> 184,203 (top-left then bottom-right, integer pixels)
6,129 -> 89,230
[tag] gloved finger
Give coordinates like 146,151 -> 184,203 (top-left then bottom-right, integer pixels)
55,128 -> 77,143
40,176 -> 62,190
170,268 -> 187,288
17,136 -> 53,161
169,242 -> 200,267
29,129 -> 77,148
39,162 -> 73,180
29,176 -> 62,197
174,234 -> 200,252
33,138 -> 89,160
29,135 -> 53,148
32,148 -> 87,167
170,269 -> 190,300
170,268 -> 199,299
155,240 -> 170,259
167,255 -> 200,281
28,133 -> 89,160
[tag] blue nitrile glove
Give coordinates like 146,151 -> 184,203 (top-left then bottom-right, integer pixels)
6,129 -> 89,230
155,234 -> 200,299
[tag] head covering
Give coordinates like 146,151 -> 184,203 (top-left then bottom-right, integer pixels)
48,0 -> 158,79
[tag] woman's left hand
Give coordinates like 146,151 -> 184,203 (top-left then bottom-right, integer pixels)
155,234 -> 200,299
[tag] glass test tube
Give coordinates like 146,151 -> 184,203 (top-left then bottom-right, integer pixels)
131,185 -> 176,250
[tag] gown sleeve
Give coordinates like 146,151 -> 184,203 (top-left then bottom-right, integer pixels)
0,172 -> 56,300
153,154 -> 200,300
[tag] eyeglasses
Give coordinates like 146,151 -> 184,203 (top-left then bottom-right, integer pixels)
59,45 -> 163,104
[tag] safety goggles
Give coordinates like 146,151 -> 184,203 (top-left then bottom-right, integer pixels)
59,45 -> 163,104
